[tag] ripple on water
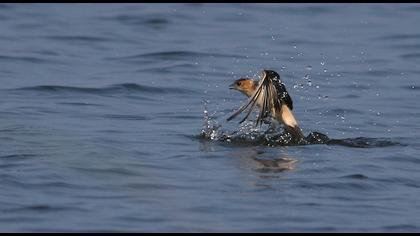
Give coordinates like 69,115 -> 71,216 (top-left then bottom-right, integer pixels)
400,85 -> 420,91
375,33 -> 420,41
339,174 -> 369,180
0,154 -> 38,159
43,35 -> 113,43
102,114 -> 152,121
400,53 -> 420,60
101,14 -> 171,28
0,54 -> 59,64
105,50 -> 245,63
6,83 -> 198,97
3,204 -> 88,214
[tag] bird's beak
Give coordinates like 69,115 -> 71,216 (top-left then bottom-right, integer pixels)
229,82 -> 236,90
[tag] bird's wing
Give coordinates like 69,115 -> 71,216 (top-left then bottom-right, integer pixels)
256,77 -> 279,126
226,78 -> 264,122
227,74 -> 276,125
274,81 -> 293,110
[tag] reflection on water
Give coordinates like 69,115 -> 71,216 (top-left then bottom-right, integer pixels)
228,147 -> 298,173
200,139 -> 298,174
253,156 -> 297,173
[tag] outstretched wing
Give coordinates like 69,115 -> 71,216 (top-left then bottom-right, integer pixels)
226,77 -> 265,122
227,74 -> 285,126
274,82 -> 293,110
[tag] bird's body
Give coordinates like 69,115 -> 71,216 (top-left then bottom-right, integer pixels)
228,69 -> 305,142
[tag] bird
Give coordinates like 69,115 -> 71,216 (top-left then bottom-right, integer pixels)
227,69 -> 305,142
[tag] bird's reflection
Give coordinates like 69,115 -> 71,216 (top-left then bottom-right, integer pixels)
227,147 -> 298,191
229,147 -> 298,174
253,156 -> 297,173
198,138 -> 298,173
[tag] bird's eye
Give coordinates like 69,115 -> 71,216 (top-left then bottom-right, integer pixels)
237,81 -> 242,86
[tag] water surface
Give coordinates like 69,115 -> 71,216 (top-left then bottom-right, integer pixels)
1,3 -> 420,232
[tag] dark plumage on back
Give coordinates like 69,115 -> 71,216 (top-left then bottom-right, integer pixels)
265,69 -> 293,110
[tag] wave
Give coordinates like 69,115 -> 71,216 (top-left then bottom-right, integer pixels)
401,53 -> 420,60
8,83 -> 198,96
375,33 -> 420,41
105,50 -> 244,62
43,35 -> 112,43
400,85 -> 420,91
100,14 -> 171,28
0,54 -> 57,64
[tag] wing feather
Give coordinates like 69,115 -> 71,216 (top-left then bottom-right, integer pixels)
227,71 -> 293,125
226,76 -> 266,122
238,81 -> 264,123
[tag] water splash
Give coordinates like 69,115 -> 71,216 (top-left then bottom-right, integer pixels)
200,100 -> 316,146
200,99 -> 221,141
199,101 -> 402,148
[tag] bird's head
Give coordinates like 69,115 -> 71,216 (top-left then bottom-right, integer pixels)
229,78 -> 257,97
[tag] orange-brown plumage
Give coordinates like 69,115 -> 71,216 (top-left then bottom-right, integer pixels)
229,78 -> 258,97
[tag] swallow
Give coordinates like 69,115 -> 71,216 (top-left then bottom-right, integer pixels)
227,69 -> 305,142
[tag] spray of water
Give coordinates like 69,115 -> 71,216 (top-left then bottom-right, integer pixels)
199,98 -> 403,148
199,99 -> 305,146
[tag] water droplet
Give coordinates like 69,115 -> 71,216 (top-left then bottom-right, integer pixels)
323,69 -> 328,73
210,129 -> 218,140
321,61 -> 325,66
302,74 -> 312,86
306,65 -> 312,71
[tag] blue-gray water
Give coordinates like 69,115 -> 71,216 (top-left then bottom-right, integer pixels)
1,3 -> 420,232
